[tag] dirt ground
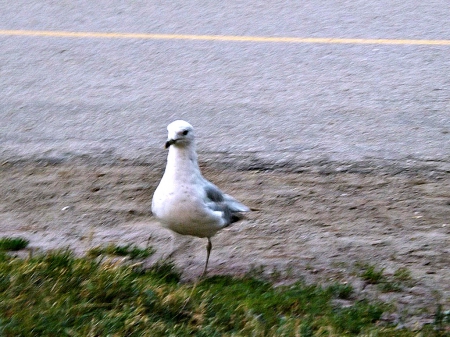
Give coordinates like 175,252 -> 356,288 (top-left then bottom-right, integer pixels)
0,156 -> 449,328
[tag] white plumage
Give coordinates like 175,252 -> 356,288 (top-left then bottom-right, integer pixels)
152,120 -> 249,275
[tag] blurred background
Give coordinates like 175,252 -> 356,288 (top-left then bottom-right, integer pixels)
1,0 -> 449,169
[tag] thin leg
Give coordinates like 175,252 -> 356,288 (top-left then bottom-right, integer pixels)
202,237 -> 212,277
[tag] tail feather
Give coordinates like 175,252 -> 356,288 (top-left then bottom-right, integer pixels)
223,194 -> 250,212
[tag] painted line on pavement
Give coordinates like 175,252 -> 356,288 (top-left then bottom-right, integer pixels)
1,29 -> 450,46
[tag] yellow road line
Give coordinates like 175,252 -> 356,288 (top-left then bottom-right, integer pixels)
1,29 -> 450,46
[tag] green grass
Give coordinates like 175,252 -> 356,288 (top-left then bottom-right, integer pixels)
0,248 -> 448,336
356,263 -> 416,293
87,243 -> 155,259
0,237 -> 29,251
358,263 -> 386,284
392,267 -> 414,287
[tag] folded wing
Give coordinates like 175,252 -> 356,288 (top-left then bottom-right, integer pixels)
203,181 -> 250,226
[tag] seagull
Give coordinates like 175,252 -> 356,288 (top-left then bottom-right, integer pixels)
151,120 -> 250,276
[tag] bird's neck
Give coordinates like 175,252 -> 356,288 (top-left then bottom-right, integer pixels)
164,144 -> 201,181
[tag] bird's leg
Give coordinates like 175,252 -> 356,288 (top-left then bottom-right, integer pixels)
202,237 -> 212,277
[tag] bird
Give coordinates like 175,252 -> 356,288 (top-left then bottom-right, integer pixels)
151,120 -> 250,276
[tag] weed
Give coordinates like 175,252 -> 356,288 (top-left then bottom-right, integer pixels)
393,267 -> 414,287
358,264 -> 386,284
357,265 -> 416,293
376,267 -> 415,292
328,283 -> 353,299
378,281 -> 403,293
0,237 -> 29,251
87,243 -> 154,259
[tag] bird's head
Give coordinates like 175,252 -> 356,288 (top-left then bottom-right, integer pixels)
165,120 -> 195,149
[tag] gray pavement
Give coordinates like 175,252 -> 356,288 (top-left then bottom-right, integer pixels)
1,1 -> 449,170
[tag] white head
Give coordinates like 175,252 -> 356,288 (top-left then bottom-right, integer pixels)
165,120 -> 195,149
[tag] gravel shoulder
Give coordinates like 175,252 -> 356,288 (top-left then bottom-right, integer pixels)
1,155 -> 449,327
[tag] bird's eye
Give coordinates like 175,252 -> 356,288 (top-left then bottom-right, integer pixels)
182,130 -> 189,135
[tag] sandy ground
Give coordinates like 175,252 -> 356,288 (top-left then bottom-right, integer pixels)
0,156 -> 449,327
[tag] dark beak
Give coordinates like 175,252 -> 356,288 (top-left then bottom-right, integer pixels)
165,139 -> 176,149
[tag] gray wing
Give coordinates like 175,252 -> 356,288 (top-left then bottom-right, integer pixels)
203,181 -> 249,226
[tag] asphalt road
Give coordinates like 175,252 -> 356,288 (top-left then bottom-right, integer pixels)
1,1 -> 449,170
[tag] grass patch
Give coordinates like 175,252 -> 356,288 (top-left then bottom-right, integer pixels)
328,282 -> 354,300
87,243 -> 155,259
393,267 -> 414,287
0,251 -> 447,336
356,264 -> 416,293
0,237 -> 29,251
377,267 -> 415,292
358,263 -> 386,284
